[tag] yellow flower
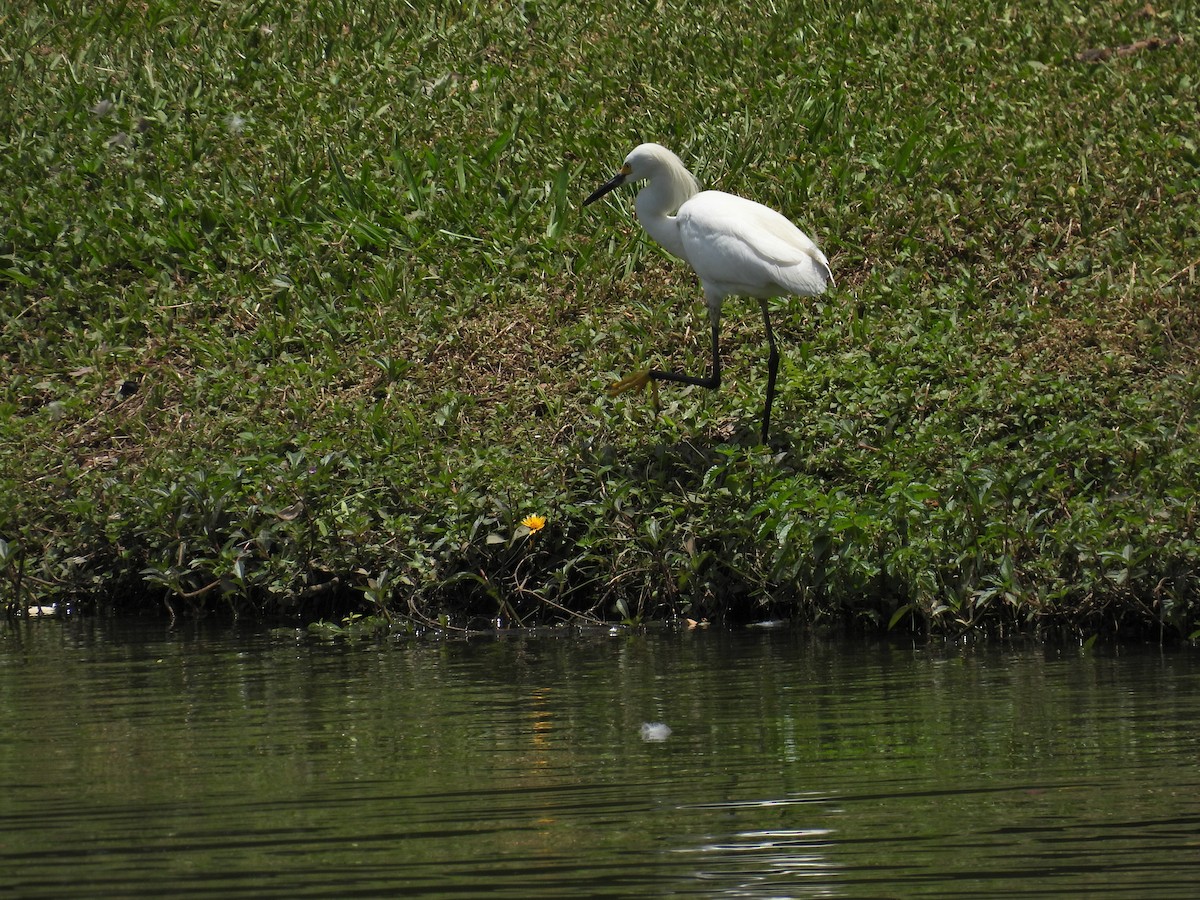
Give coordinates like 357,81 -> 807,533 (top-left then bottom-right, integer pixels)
521,514 -> 546,535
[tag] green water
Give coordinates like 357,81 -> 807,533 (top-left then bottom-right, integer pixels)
1,620 -> 1197,897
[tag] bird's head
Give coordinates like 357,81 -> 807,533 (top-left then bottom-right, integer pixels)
584,143 -> 696,207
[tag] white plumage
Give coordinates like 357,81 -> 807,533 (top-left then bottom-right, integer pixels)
584,143 -> 832,442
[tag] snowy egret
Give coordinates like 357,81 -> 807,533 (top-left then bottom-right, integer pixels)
584,143 -> 833,442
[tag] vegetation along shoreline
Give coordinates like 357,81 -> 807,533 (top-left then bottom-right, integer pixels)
2,2 -> 1197,639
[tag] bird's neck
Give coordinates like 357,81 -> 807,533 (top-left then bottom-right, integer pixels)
636,187 -> 690,262
633,154 -> 700,262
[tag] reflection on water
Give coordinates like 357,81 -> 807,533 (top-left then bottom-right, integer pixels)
1,620 -> 1197,898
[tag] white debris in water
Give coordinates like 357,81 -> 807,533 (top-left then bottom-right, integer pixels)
640,722 -> 672,742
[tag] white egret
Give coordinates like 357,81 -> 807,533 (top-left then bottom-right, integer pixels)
584,143 -> 833,443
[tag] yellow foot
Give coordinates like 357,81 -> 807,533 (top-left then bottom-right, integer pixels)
607,369 -> 652,396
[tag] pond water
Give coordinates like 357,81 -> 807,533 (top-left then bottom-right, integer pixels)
1,620 -> 1197,898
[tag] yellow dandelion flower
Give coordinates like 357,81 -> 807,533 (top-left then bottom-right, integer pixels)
521,514 -> 546,534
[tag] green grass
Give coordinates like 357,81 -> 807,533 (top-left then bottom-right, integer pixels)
2,0 -> 1198,636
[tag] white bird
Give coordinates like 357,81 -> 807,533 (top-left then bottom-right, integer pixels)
584,143 -> 832,443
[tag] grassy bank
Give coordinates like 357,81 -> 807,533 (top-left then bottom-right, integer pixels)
2,1 -> 1198,635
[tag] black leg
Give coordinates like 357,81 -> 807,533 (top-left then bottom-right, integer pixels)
649,321 -> 721,391
760,299 -> 779,443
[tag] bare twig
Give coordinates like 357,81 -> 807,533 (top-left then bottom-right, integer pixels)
1077,33 -> 1183,63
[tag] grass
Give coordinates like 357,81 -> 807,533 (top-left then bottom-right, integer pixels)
1,0 -> 1198,637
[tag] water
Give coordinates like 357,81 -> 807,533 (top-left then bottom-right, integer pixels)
1,620 -> 1197,898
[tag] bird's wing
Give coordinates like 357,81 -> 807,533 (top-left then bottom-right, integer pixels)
678,191 -> 831,298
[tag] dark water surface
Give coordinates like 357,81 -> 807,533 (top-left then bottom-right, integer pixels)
1,620 -> 1197,898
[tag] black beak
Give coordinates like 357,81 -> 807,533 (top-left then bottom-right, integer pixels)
583,170 -> 627,206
